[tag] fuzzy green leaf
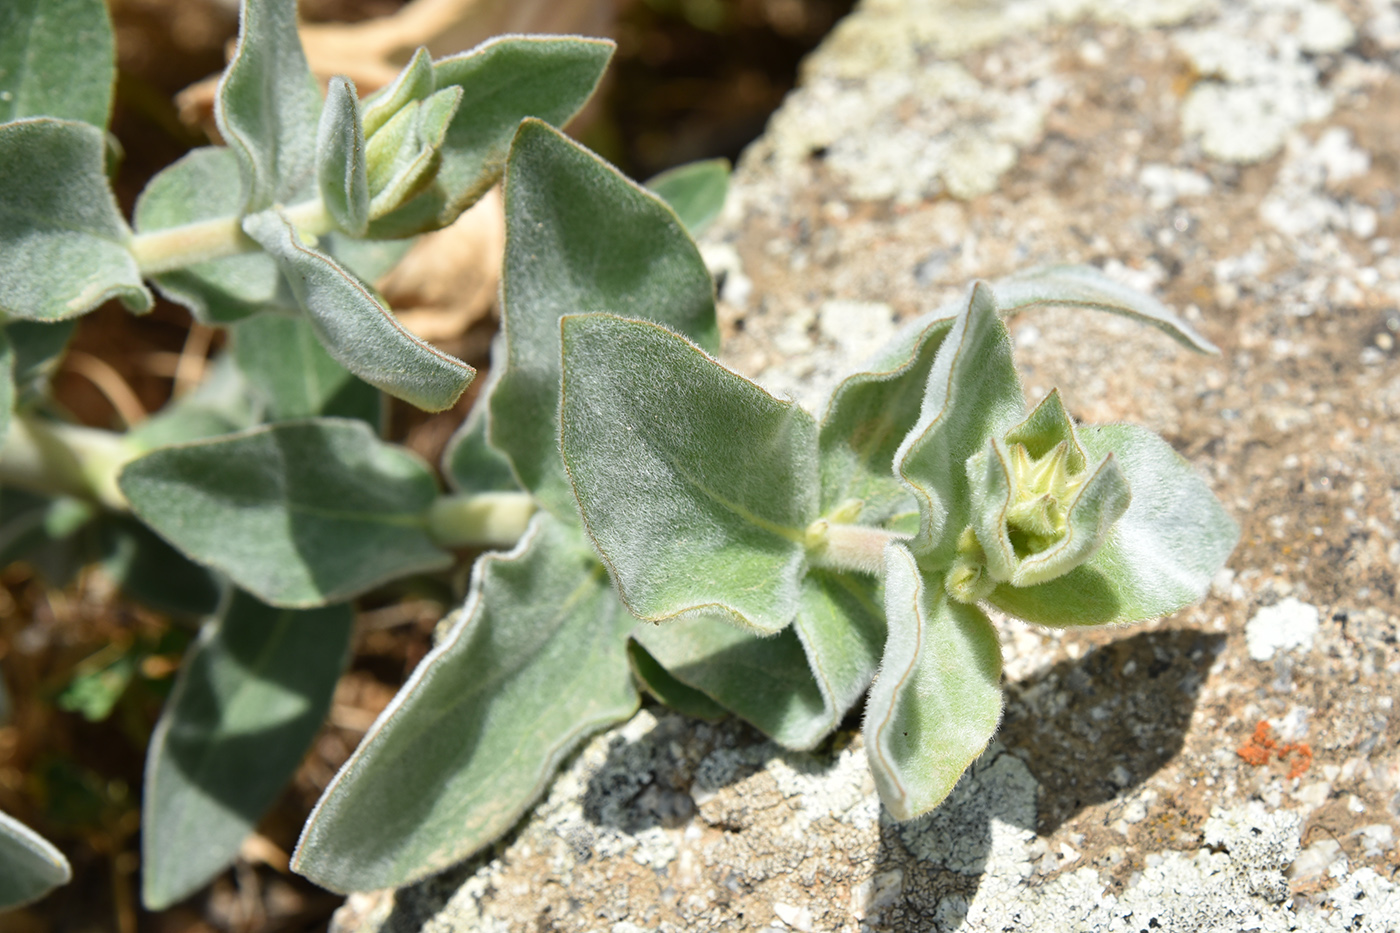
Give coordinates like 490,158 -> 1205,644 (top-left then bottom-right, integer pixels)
0,119 -> 150,320
820,316 -> 952,527
441,390 -> 520,496
367,37 -> 614,237
242,210 -> 474,412
987,424 -> 1238,626
118,419 -> 451,608
0,0 -> 114,128
646,158 -> 729,236
216,0 -> 320,212
293,513 -> 638,892
626,640 -> 727,722
361,48 -> 434,138
7,319 -> 77,405
0,811 -> 70,908
561,314 -> 817,634
992,264 -> 1219,353
491,120 -> 718,515
633,569 -> 885,749
98,518 -> 223,619
632,616 -> 828,748
142,591 -> 352,910
895,284 -> 1024,562
233,313 -> 381,428
317,77 -> 369,237
865,542 -> 1003,821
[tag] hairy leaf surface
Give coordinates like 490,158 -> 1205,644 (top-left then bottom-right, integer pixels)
293,513 -> 638,892
119,419 -> 450,608
233,313 -> 381,428
820,316 -> 951,526
0,119 -> 150,319
142,592 -> 351,909
988,424 -> 1238,625
492,121 -> 717,515
442,389 -> 520,496
992,265 -> 1218,353
368,37 -> 614,237
561,314 -> 816,634
216,0 -> 320,212
317,77 -> 369,236
0,811 -> 70,908
865,543 -> 1003,821
895,284 -> 1024,561
646,158 -> 729,236
0,0 -> 114,128
243,211 -> 474,411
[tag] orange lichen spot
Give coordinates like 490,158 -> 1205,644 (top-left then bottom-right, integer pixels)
1235,720 -> 1312,777
1237,720 -> 1276,766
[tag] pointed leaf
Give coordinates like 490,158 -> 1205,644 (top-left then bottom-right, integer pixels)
233,313 -> 381,428
0,119 -> 150,320
895,284 -> 1024,561
992,264 -> 1218,353
142,592 -> 352,910
646,158 -> 729,236
216,0 -> 321,211
361,48 -> 434,138
0,0 -> 114,128
317,77 -> 369,237
118,419 -> 451,608
633,616 -> 828,749
819,316 -> 951,526
367,37 -> 615,237
561,314 -> 817,634
0,811 -> 70,908
366,87 -> 462,221
242,210 -> 473,412
491,120 -> 718,514
988,424 -> 1238,626
442,388 -> 520,496
292,513 -> 639,892
865,543 -> 1003,821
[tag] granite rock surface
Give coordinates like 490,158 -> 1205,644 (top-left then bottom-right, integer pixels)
334,0 -> 1400,929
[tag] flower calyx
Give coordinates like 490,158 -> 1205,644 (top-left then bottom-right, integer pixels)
952,390 -> 1131,601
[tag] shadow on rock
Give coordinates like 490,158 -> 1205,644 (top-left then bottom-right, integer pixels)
998,627 -> 1225,835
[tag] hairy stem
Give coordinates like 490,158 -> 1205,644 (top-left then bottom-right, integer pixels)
805,520 -> 910,576
427,492 -> 537,550
0,417 -> 138,510
127,199 -> 335,276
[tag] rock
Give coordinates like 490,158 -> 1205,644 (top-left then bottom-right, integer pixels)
334,0 -> 1400,928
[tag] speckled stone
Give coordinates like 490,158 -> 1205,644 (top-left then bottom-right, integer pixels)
332,0 -> 1400,929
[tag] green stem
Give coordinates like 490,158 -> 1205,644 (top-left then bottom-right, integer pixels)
127,199 -> 335,276
0,417 -> 138,510
427,492 -> 537,550
805,520 -> 910,576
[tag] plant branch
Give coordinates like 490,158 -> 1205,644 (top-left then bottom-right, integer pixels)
427,491 -> 537,550
0,417 -> 137,510
128,199 -> 336,276
805,520 -> 909,576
